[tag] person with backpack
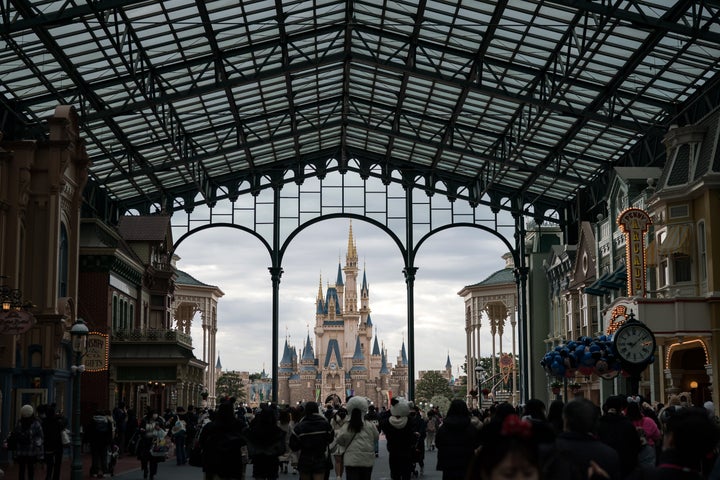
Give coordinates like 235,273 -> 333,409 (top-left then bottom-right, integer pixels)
11,404 -> 44,480
289,401 -> 334,480
136,408 -> 168,480
86,409 -> 113,477
170,411 -> 188,466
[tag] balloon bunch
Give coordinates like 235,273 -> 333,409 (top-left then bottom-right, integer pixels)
540,335 -> 625,380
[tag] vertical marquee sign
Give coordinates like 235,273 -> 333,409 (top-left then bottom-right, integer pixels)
617,208 -> 652,297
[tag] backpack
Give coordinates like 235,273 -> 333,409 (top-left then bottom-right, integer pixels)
635,425 -> 648,446
94,417 -> 110,433
426,417 -> 437,432
6,423 -> 33,451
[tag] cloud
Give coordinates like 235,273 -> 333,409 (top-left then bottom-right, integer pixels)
175,217 -> 512,380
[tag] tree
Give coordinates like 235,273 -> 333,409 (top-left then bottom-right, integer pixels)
415,371 -> 452,402
215,371 -> 246,402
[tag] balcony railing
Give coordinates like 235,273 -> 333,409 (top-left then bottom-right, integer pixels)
110,328 -> 193,348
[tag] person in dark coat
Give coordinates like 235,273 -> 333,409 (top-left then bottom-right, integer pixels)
40,404 -> 66,480
289,401 -> 334,480
379,398 -> 418,480
596,395 -> 642,478
246,405 -> 287,480
86,409 -> 113,477
198,398 -> 248,480
11,404 -> 44,480
630,407 -> 720,480
542,397 -> 621,480
434,399 -> 480,480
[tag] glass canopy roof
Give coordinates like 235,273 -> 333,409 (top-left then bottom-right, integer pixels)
2,0 -> 719,217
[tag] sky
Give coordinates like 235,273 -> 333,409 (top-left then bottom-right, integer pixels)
173,217 -> 516,380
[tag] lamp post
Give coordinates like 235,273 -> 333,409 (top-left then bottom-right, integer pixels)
70,318 -> 88,480
475,365 -> 486,407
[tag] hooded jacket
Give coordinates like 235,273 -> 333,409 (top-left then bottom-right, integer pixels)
289,413 -> 334,473
335,420 -> 379,468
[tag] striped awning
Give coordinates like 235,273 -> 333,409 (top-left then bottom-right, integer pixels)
658,225 -> 691,256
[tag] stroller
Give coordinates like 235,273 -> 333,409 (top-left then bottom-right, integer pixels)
106,444 -> 120,476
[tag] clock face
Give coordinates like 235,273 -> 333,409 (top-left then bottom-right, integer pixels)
329,362 -> 337,370
614,323 -> 655,364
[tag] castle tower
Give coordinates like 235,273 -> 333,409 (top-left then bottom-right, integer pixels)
343,222 -> 359,313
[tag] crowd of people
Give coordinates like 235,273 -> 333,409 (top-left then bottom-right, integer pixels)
4,392 -> 720,480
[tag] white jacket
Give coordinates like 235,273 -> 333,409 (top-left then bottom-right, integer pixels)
335,420 -> 379,468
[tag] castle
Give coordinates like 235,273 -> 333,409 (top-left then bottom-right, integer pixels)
277,224 -> 409,407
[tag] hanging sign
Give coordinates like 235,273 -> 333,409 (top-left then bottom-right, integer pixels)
0,310 -> 36,335
617,208 -> 652,297
85,332 -> 109,371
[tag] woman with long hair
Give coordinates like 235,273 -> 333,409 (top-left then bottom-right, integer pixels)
334,397 -> 379,480
246,406 -> 287,480
626,400 -> 661,467
435,399 -> 480,480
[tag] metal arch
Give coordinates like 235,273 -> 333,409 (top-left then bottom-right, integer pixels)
277,213 -> 407,267
170,222 -> 273,261
411,222 -> 516,263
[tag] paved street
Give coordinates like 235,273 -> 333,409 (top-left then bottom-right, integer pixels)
110,436 -> 441,480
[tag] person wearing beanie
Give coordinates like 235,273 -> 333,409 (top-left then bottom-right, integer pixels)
379,398 -> 418,480
334,397 -> 379,480
11,404 -> 44,480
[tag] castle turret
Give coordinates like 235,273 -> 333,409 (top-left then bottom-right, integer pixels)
336,262 -> 344,312
301,334 -> 317,371
316,274 -> 324,315
380,347 -> 389,375
360,268 -> 369,313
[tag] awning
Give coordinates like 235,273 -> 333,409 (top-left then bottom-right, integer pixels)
658,225 -> 691,256
584,264 -> 626,296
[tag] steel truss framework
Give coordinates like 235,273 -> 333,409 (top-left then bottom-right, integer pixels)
2,0 -> 720,400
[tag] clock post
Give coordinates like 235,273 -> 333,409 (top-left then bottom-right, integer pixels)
612,311 -> 656,396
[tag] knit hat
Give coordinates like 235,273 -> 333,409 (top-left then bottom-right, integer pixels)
346,396 -> 369,416
20,404 -> 34,418
390,397 -> 410,417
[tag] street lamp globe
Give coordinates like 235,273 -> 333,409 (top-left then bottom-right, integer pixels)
70,318 -> 89,354
474,365 -> 486,384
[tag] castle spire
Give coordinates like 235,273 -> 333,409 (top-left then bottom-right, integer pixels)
380,347 -> 389,374
445,352 -> 452,370
372,335 -> 381,356
352,336 -> 365,361
336,262 -> 344,286
347,221 -> 357,260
